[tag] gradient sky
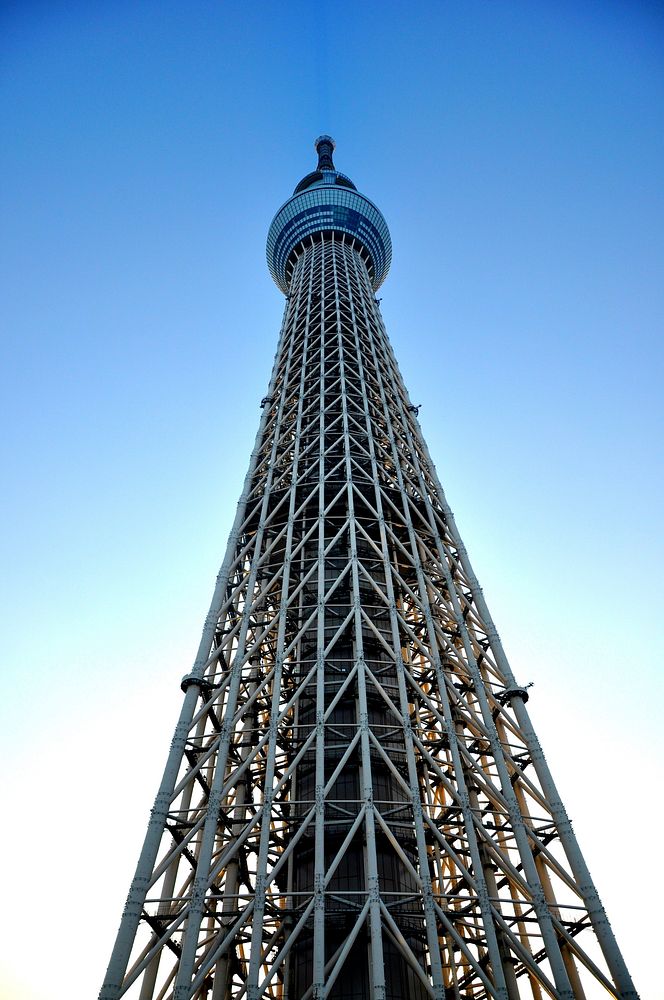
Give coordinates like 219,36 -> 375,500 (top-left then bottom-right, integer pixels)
1,3 -> 663,998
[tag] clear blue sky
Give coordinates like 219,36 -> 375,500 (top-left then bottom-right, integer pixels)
1,3 -> 662,998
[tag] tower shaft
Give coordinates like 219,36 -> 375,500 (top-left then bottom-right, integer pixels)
101,144 -> 637,1000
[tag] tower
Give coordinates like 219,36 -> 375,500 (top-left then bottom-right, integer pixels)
101,138 -> 637,1000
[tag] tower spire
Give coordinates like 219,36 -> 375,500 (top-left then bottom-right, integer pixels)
100,140 -> 638,1000
315,133 -> 336,170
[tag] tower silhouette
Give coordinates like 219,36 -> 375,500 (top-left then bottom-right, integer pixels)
101,138 -> 637,1000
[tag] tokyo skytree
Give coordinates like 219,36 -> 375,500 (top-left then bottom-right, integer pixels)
100,137 -> 637,1000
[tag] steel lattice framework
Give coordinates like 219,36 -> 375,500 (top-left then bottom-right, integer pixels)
101,139 -> 638,1000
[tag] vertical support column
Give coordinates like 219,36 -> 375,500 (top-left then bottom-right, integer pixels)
100,302 -> 290,1000
312,237 -> 328,998
414,439 -> 639,1000
348,248 -> 511,1000
173,287 -> 306,1000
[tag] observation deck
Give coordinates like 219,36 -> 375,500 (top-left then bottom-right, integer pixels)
266,136 -> 392,294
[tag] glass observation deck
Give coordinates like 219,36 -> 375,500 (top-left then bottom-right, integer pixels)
266,136 -> 392,294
